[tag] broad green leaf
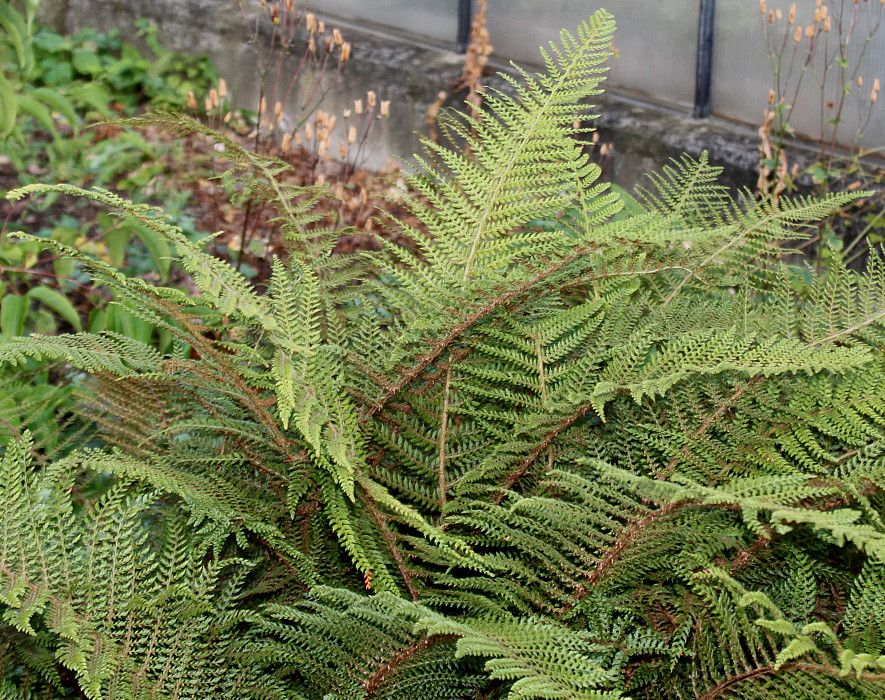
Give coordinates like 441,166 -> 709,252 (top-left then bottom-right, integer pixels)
31,87 -> 80,133
0,71 -> 18,138
0,2 -> 32,74
131,222 -> 172,282
67,83 -> 113,117
103,227 -> 132,268
1,294 -> 28,338
26,286 -> 82,331
17,93 -> 56,134
71,48 -> 102,76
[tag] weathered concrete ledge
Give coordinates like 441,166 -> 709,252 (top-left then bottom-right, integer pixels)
39,0 -> 838,191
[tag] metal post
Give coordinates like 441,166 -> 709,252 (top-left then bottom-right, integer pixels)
457,0 -> 473,53
694,0 -> 716,118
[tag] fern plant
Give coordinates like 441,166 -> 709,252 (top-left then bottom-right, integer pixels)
2,9 -> 885,698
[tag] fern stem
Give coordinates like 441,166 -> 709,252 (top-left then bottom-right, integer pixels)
582,501 -> 683,590
807,307 -> 885,346
367,249 -> 589,418
234,197 -> 255,272
657,375 -> 762,479
159,300 -> 299,470
695,666 -> 776,700
460,17 -> 612,280
363,489 -> 420,600
495,403 -> 593,501
533,334 -> 555,471
363,634 -> 458,696
437,366 -> 453,509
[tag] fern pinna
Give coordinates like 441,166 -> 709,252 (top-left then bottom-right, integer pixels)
2,9 -> 885,699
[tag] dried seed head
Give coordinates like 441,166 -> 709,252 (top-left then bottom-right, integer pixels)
823,16 -> 831,32
354,99 -> 364,115
259,96 -> 267,116
875,78 -> 881,91
340,42 -> 351,62
366,90 -> 377,108
204,97 -> 213,112
805,25 -> 815,38
305,122 -> 314,140
820,5 -> 827,18
760,0 -> 766,13
271,6 -> 279,24
326,115 -> 337,131
788,3 -> 796,23
281,132 -> 292,152
285,0 -> 294,11
305,12 -> 316,32
857,76 -> 864,87
294,131 -> 302,145
768,88 -> 776,104
343,109 -> 352,118
338,140 -> 348,159
768,11 -> 774,23
793,25 -> 802,42
318,20 -> 325,33
210,89 -> 219,109
223,111 -> 232,124
775,9 -> 782,21
348,126 -> 357,144
187,91 -> 197,111
308,37 -> 316,52
218,78 -> 227,99
814,8 -> 820,23
380,100 -> 390,117
332,28 -> 343,45
274,101 -> 283,124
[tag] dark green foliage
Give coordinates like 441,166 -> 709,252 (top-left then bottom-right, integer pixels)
2,9 -> 885,698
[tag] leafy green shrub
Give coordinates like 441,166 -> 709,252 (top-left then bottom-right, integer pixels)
2,9 -> 885,699
2,2 -> 214,344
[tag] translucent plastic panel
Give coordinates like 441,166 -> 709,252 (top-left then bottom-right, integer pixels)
309,0 -> 460,47
486,0 -> 701,110
713,1 -> 885,151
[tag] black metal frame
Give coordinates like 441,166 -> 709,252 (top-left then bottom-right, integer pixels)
457,0 -> 473,53
694,0 -> 716,118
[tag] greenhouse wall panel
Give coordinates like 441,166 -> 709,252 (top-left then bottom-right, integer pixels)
486,0 -> 700,110
713,1 -> 885,151
309,0 -> 460,45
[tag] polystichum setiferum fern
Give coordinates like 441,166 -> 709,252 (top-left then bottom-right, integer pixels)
2,9 -> 885,699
